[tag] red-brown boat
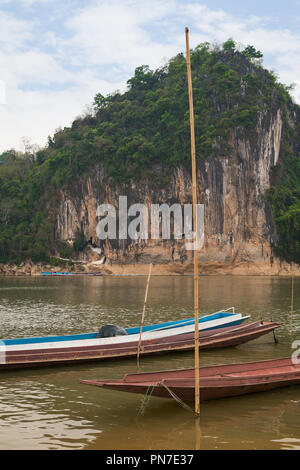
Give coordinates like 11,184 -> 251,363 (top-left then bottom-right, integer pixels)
80,356 -> 300,402
0,320 -> 280,370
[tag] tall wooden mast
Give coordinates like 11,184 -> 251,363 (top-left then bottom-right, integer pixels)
137,263 -> 153,365
185,27 -> 200,416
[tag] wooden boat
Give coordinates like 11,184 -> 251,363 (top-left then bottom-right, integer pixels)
0,319 -> 280,370
40,272 -> 103,276
0,310 -> 248,349
80,356 -> 300,402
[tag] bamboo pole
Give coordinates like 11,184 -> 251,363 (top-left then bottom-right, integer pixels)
290,262 -> 294,336
137,263 -> 153,366
185,27 -> 200,416
195,414 -> 201,449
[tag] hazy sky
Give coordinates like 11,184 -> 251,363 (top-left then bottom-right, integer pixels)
0,0 -> 299,153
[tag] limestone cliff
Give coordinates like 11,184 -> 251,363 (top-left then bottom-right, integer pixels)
1,43 -> 299,275
54,102 -> 294,274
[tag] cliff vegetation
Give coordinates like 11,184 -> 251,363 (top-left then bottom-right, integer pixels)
0,39 -> 299,265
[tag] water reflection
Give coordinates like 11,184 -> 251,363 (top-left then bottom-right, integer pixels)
85,385 -> 300,450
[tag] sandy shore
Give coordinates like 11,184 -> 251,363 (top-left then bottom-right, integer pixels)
0,258 -> 299,277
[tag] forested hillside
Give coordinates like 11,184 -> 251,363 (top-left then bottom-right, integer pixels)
0,39 -> 299,266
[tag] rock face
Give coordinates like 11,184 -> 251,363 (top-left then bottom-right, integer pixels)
53,103 -> 291,273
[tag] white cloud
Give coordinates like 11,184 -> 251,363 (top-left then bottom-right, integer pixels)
0,0 -> 299,153
0,74 -> 124,151
0,10 -> 32,48
64,0 -> 177,70
63,0 -> 300,93
1,0 -> 52,5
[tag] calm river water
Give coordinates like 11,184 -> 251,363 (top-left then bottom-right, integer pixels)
0,275 -> 299,450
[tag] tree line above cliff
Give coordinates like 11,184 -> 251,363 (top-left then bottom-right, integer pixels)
0,39 -> 299,264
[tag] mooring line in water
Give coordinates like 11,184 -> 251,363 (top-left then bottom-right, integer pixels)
137,385 -> 155,417
159,381 -> 196,415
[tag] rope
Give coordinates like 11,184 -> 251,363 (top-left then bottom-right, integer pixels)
159,381 -> 198,416
137,381 -> 200,417
137,385 -> 155,417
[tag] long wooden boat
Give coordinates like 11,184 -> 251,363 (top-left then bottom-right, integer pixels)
41,272 -> 103,276
0,319 -> 280,370
0,310 -> 248,351
1,310 -> 247,349
80,356 -> 300,403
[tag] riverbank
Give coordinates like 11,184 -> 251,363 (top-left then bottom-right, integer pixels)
0,258 -> 299,276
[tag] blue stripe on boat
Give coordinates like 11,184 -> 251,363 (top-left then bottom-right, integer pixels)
1,312 -> 240,346
126,312 -> 237,334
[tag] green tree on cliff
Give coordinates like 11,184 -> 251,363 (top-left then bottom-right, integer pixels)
0,40 -> 299,264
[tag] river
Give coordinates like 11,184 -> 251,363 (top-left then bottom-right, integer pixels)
0,275 -> 299,450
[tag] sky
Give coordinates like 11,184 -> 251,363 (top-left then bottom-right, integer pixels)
0,0 -> 299,153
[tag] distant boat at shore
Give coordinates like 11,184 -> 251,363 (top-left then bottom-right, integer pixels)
40,272 -> 103,276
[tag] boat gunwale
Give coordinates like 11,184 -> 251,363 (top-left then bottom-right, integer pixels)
0,321 -> 280,368
121,354 -> 290,383
1,315 -> 250,351
2,321 -> 277,358
1,311 -> 244,346
79,359 -> 300,391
